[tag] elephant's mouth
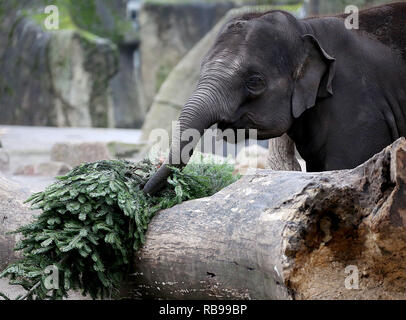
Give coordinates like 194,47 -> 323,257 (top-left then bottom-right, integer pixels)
216,120 -> 276,141
217,114 -> 250,131
217,120 -> 235,131
256,130 -> 282,140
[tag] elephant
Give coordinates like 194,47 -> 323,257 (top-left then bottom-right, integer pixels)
143,2 -> 406,195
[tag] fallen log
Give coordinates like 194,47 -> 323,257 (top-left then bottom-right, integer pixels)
0,174 -> 36,271
129,138 -> 406,300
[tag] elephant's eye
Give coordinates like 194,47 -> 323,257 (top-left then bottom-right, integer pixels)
245,75 -> 266,94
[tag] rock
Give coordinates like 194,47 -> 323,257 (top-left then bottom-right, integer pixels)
234,144 -> 268,175
0,11 -> 117,128
110,48 -> 147,128
129,138 -> 406,300
0,173 -> 36,270
59,0 -> 146,128
107,141 -> 147,159
0,2 -> 146,128
14,165 -> 35,176
0,148 -> 9,173
0,12 -> 55,126
139,2 -> 235,109
140,6 -> 266,142
80,0 -> 146,128
14,162 -> 71,177
50,142 -> 112,167
71,0 -> 136,45
49,30 -> 117,127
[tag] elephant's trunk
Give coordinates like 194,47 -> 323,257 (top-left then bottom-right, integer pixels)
143,82 -> 228,195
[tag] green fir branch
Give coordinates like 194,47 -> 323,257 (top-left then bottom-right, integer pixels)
0,156 -> 239,300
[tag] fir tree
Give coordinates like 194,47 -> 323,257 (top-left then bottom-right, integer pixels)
0,156 -> 239,300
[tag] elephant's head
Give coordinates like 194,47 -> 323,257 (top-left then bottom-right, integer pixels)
143,10 -> 335,195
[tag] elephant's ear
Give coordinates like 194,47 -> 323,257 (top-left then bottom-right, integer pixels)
292,34 -> 336,118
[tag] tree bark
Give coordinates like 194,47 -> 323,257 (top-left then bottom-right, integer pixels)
126,138 -> 406,300
266,134 -> 301,171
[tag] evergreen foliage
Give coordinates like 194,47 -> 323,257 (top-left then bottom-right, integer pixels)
0,156 -> 239,300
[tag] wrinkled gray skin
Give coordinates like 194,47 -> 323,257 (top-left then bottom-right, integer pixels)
144,3 -> 406,195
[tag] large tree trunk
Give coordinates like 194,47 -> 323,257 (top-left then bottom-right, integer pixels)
127,138 -> 406,300
266,134 -> 301,171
